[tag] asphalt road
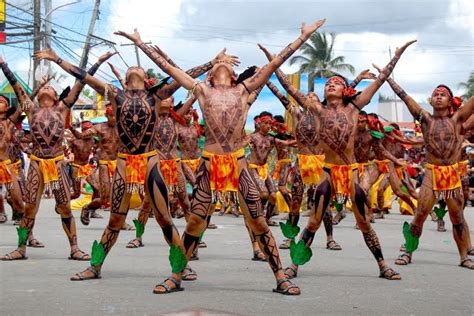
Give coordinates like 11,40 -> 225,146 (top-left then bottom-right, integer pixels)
0,199 -> 473,315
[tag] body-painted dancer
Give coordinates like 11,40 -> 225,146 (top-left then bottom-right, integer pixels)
0,55 -> 92,261
118,20 -> 327,294
378,70 -> 474,269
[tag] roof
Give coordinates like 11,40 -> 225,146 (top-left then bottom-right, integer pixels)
0,72 -> 32,95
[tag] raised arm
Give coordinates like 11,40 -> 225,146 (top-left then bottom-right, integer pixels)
157,53 -> 221,100
352,40 -> 417,109
374,140 -> 405,166
243,20 -> 325,93
350,69 -> 376,88
266,81 -> 291,109
62,51 -> 117,108
108,62 -> 127,89
372,63 -> 426,121
175,95 -> 197,117
0,56 -> 34,112
33,49 -> 115,98
70,125 -> 99,140
247,82 -> 266,106
454,96 -> 474,124
258,44 -> 308,107
115,29 -> 238,94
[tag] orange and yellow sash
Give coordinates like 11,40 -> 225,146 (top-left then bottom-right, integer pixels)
357,161 -> 371,178
395,166 -> 404,180
202,148 -> 245,193
375,159 -> 390,174
0,159 -> 12,185
325,162 -> 358,202
458,160 -> 469,178
99,160 -> 117,178
272,158 -> 292,180
426,162 -> 462,198
30,154 -> 64,185
72,163 -> 95,178
160,159 -> 179,186
117,150 -> 157,193
248,163 -> 269,181
297,154 -> 325,185
181,158 -> 201,174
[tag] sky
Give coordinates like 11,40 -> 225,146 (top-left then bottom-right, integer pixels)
1,0 -> 473,127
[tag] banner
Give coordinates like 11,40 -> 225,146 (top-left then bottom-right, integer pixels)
0,0 -> 5,43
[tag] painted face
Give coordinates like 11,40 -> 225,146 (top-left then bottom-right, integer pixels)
160,96 -> 174,110
125,66 -> 146,82
37,85 -> 58,104
324,76 -> 346,99
183,109 -> 193,122
357,115 -> 368,130
209,63 -> 235,86
430,87 -> 451,110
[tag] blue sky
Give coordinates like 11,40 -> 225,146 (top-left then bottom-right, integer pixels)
1,0 -> 472,129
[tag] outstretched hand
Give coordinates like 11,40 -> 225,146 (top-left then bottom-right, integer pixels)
33,48 -> 58,62
257,44 -> 275,61
39,74 -> 54,85
372,63 -> 382,74
114,28 -> 142,44
98,51 -> 118,63
214,48 -> 240,67
0,55 -> 4,64
394,40 -> 417,57
301,19 -> 326,37
358,69 -> 376,80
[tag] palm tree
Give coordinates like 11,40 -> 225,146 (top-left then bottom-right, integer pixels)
459,71 -> 474,99
289,32 -> 355,92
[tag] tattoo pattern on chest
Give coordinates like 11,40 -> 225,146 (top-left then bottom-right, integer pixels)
204,88 -> 244,151
296,111 -> 318,146
155,116 -> 177,153
250,133 -> 274,163
320,109 -> 353,154
31,108 -> 64,150
425,118 -> 459,159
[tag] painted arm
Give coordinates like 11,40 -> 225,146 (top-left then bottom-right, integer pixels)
374,140 -> 405,166
175,95 -> 197,117
33,49 -> 116,98
107,62 -> 127,89
247,83 -> 266,106
372,63 -> 426,121
454,96 -> 474,123
258,44 -> 309,109
70,125 -> 98,140
276,138 -> 297,146
0,56 -> 34,112
62,51 -> 117,108
114,29 -> 239,93
352,40 -> 417,109
463,113 -> 474,130
243,20 -> 325,93
350,69 -> 376,88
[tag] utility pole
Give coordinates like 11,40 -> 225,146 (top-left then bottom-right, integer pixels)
389,46 -> 399,122
43,0 -> 52,73
33,0 -> 41,89
79,0 -> 100,69
120,42 -> 151,67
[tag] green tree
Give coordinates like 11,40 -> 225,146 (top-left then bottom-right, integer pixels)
459,71 -> 474,99
289,32 -> 355,91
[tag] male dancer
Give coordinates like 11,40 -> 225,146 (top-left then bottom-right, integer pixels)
34,46 -> 239,284
260,41 -> 416,280
375,67 -> 474,269
116,19 -> 328,294
0,54 -> 96,260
